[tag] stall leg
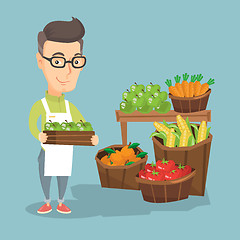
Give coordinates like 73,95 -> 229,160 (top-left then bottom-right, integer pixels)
120,122 -> 127,145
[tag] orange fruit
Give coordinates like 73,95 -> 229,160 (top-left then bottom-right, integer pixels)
121,146 -> 135,158
101,155 -> 111,165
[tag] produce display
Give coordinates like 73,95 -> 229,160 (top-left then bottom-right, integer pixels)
101,143 -> 148,166
150,115 -> 211,147
138,159 -> 192,181
165,73 -> 215,97
120,82 -> 171,114
44,120 -> 93,131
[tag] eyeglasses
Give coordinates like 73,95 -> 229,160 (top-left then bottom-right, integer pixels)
42,55 -> 86,68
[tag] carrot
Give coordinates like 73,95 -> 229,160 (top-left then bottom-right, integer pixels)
199,78 -> 215,95
174,75 -> 184,97
181,73 -> 190,97
194,74 -> 203,96
165,79 -> 180,97
189,75 -> 197,97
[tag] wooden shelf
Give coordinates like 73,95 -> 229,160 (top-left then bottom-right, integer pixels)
115,110 -> 211,145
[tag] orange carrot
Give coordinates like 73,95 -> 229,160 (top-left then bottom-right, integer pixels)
194,74 -> 203,96
174,75 -> 184,97
165,79 -> 180,97
189,75 -> 197,97
181,73 -> 190,97
199,78 -> 215,95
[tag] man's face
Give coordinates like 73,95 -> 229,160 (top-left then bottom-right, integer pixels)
36,40 -> 84,93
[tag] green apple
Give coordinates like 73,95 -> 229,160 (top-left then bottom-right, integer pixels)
153,91 -> 160,98
65,123 -> 72,131
44,122 -> 51,131
130,82 -> 145,94
143,91 -> 152,100
46,120 -> 62,131
53,122 -> 62,131
122,89 -> 135,102
68,122 -> 79,131
120,101 -> 136,113
151,84 -> 161,93
61,120 -> 72,131
61,122 -> 68,130
132,95 -> 147,107
76,121 -> 82,128
137,91 -> 144,98
146,82 -> 161,94
155,101 -> 171,114
158,91 -> 168,102
79,120 -> 93,131
147,95 -> 161,108
137,104 -> 153,114
84,122 -> 93,131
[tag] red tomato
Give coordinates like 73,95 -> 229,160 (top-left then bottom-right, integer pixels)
156,159 -> 176,172
145,162 -> 156,173
178,164 -> 192,177
139,170 -> 146,179
165,169 -> 182,180
146,170 -> 165,181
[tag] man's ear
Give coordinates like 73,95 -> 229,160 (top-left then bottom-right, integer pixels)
36,52 -> 43,69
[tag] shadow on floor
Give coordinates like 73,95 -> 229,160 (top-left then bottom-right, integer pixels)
25,184 -> 210,219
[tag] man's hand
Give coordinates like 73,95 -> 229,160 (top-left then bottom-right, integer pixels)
39,132 -> 48,143
91,135 -> 99,146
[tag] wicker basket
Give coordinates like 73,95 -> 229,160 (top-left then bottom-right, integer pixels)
136,169 -> 196,203
95,144 -> 148,190
169,89 -> 211,113
152,127 -> 212,196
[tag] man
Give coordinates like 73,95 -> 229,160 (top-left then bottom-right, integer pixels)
29,17 -> 99,214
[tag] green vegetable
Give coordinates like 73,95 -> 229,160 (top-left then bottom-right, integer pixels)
188,135 -> 195,146
186,117 -> 193,136
206,127 -> 211,139
150,131 -> 167,146
168,124 -> 181,136
162,119 -> 169,128
172,132 -> 180,147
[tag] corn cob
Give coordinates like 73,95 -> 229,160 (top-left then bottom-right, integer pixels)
197,121 -> 207,143
176,115 -> 191,135
153,122 -> 170,135
179,130 -> 191,147
166,128 -> 176,147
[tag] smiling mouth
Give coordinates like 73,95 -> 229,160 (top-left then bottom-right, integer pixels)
56,77 -> 70,84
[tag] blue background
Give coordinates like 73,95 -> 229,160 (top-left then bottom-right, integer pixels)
1,0 -> 238,239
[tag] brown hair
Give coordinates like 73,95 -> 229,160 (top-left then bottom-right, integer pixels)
38,17 -> 85,56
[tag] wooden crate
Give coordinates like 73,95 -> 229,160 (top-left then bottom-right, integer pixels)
43,131 -> 95,146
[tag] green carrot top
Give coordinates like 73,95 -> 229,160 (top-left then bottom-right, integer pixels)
174,75 -> 181,83
196,74 -> 203,82
207,78 -> 215,85
183,73 -> 189,81
165,79 -> 172,87
191,75 -> 197,83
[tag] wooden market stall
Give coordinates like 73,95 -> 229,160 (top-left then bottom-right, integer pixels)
115,110 -> 211,145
